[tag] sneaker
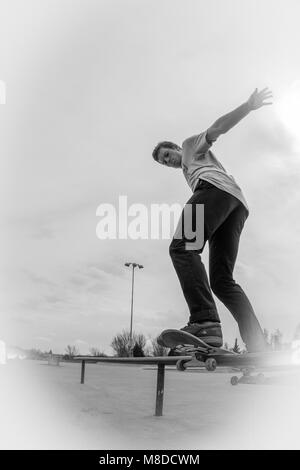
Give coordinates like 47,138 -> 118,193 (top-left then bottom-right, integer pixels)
180,321 -> 223,348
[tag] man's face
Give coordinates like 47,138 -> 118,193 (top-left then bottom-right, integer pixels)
157,147 -> 182,168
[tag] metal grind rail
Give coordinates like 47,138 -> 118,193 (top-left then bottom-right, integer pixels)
74,356 -> 192,417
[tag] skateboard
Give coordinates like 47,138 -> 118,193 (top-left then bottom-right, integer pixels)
159,328 -> 237,371
159,329 -> 296,385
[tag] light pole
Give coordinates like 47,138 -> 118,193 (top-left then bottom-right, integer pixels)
124,262 -> 144,356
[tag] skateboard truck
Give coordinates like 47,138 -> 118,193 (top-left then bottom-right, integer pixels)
176,357 -> 267,385
230,367 -> 266,386
175,354 -> 217,372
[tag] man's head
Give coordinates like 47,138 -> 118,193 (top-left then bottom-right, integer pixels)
152,141 -> 182,168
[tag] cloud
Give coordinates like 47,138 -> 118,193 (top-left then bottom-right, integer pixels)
43,294 -> 65,304
23,271 -> 56,288
35,336 -> 52,342
2,0 -> 300,353
31,224 -> 55,240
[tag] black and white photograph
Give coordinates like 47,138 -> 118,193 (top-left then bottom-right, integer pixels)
1,0 -> 300,452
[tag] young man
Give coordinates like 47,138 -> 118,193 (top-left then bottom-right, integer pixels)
153,88 -> 272,352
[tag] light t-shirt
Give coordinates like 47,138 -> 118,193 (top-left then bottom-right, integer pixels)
181,131 -> 249,212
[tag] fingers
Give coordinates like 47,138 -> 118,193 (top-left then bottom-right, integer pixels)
253,86 -> 272,94
260,89 -> 272,96
262,94 -> 273,101
259,87 -> 273,98
260,90 -> 273,104
249,87 -> 273,108
261,87 -> 273,106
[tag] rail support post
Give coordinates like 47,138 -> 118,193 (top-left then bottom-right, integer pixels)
80,360 -> 86,384
155,363 -> 165,416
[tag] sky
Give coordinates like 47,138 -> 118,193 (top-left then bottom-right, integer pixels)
1,0 -> 300,355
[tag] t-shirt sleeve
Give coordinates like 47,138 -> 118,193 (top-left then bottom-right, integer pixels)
194,131 -> 214,154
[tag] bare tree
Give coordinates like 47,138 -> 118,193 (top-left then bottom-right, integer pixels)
232,338 -> 241,354
89,347 -> 107,357
65,345 -> 79,358
293,324 -> 300,341
271,329 -> 283,350
111,330 -> 147,357
151,338 -> 169,357
26,348 -> 48,360
263,328 -> 270,345
135,333 -> 146,351
111,331 -> 130,357
132,342 -> 145,357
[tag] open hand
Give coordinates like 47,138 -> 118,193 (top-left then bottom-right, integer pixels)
247,87 -> 273,110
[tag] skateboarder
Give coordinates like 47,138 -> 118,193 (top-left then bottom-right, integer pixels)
153,88 -> 272,352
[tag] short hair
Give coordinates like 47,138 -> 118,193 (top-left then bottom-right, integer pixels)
152,141 -> 182,162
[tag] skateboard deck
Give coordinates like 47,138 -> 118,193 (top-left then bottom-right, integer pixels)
159,329 -> 297,385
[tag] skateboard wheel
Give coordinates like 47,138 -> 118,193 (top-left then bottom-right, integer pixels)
205,357 -> 217,371
176,359 -> 188,371
231,376 -> 239,386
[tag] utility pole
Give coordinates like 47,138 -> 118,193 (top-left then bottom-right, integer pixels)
124,262 -> 144,356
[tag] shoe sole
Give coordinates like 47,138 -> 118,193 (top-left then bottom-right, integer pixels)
158,330 -> 222,349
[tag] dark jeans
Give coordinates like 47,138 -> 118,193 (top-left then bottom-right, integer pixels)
169,179 -> 265,352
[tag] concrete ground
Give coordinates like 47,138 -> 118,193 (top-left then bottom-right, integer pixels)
0,359 -> 300,449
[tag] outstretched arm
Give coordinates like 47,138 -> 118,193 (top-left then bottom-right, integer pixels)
206,88 -> 273,143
